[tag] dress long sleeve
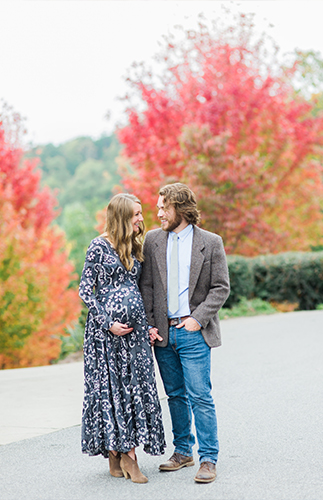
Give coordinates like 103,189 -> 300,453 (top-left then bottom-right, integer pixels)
79,239 -> 114,331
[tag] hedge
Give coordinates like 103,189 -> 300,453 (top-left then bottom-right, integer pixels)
226,251 -> 323,310
225,255 -> 254,308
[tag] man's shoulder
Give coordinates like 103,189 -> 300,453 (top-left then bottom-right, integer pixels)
193,225 -> 223,243
144,228 -> 164,241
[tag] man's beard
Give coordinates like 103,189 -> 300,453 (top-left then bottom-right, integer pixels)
164,211 -> 183,232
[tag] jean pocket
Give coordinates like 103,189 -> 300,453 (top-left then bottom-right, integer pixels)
183,327 -> 201,333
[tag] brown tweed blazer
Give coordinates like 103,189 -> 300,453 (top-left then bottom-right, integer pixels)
140,225 -> 230,348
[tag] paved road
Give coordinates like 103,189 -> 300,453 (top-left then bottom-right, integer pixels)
0,362 -> 84,445
0,310 -> 322,500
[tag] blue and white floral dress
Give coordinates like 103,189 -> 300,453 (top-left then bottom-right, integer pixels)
79,237 -> 166,457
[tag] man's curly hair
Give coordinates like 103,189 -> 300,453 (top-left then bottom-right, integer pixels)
159,183 -> 201,225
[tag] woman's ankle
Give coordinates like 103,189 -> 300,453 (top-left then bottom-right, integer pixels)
127,448 -> 136,460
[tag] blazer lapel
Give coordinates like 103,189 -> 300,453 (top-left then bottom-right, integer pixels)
189,226 -> 205,301
154,231 -> 168,295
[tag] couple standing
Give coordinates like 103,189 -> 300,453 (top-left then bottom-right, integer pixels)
79,183 -> 230,484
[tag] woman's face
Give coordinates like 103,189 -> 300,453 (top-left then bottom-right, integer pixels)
131,202 -> 144,233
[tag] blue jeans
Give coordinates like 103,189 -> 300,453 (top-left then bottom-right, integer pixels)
154,326 -> 219,465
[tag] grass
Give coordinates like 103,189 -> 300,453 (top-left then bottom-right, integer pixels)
219,297 -> 278,320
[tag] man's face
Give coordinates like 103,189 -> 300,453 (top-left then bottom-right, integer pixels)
157,195 -> 182,232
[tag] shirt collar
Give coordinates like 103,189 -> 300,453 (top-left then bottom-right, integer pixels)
169,224 -> 193,241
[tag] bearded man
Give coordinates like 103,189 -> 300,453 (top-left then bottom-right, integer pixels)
140,183 -> 230,483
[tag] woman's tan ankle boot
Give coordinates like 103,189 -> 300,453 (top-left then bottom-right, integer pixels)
120,453 -> 148,483
108,451 -> 124,477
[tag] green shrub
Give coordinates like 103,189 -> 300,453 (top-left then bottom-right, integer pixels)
57,323 -> 84,361
224,251 -> 323,311
225,255 -> 254,308
56,303 -> 87,361
252,251 -> 323,310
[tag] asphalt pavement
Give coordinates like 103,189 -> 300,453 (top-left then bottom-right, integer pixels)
0,310 -> 322,500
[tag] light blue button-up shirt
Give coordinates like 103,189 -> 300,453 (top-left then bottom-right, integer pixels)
167,224 -> 193,318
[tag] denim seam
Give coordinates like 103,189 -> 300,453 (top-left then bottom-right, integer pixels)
185,389 -> 192,454
176,327 -> 192,456
199,458 -> 217,465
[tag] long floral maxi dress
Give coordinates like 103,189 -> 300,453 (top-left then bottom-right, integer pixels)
79,237 -> 166,457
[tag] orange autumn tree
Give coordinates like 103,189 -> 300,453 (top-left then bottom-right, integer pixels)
117,15 -> 323,255
0,109 -> 81,369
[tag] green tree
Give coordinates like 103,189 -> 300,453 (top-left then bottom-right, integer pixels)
27,134 -> 121,210
42,156 -> 71,188
25,134 -> 121,278
59,158 -> 115,208
61,202 -> 99,276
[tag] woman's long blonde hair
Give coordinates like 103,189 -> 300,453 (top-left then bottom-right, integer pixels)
104,193 -> 144,270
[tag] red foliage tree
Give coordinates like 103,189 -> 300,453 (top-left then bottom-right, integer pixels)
117,16 -> 323,255
0,109 -> 81,369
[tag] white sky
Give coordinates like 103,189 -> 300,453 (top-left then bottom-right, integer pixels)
1,0 -> 323,146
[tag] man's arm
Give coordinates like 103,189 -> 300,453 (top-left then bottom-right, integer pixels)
190,235 -> 230,328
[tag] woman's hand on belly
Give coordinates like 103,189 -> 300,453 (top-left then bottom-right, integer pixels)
109,322 -> 133,336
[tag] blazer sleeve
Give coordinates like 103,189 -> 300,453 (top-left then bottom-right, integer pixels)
140,234 -> 156,327
191,235 -> 230,328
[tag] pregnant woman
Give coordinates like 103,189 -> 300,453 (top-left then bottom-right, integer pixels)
79,193 -> 165,483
